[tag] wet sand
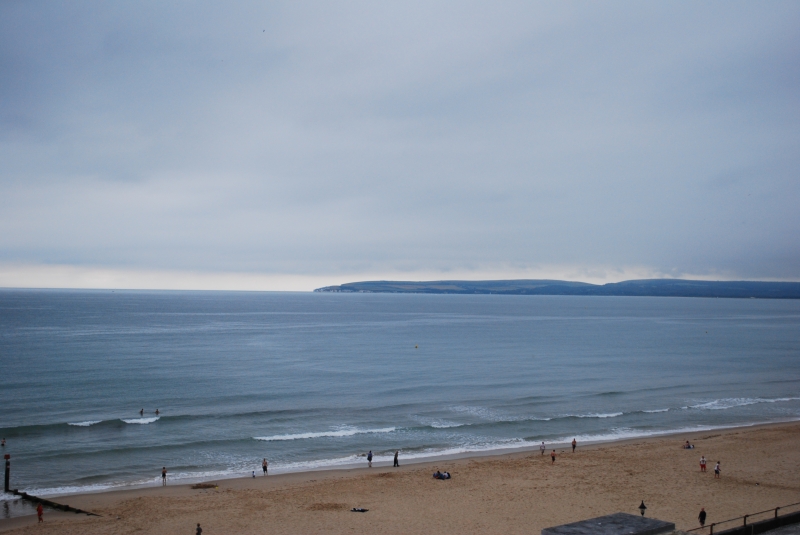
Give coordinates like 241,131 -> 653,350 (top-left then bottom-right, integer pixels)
2,422 -> 799,534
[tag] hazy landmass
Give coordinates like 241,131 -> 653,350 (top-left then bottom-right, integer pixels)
315,279 -> 800,299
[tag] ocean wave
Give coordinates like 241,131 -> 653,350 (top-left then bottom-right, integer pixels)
689,397 -> 800,411
448,405 -> 551,423
68,421 -> 102,427
550,421 -> 774,446
448,405 -> 508,421
571,412 -> 624,419
121,417 -> 160,424
410,415 -> 466,429
254,427 -> 395,442
642,408 -> 670,413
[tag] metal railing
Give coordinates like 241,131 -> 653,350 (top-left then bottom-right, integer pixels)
685,501 -> 800,534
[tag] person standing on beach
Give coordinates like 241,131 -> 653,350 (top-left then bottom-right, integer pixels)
698,508 -> 707,527
262,458 -> 268,475
551,450 -> 556,464
367,450 -> 373,467
572,439 -> 577,453
700,456 -> 707,472
37,503 -> 43,523
540,442 -> 545,456
714,461 -> 721,478
393,451 -> 399,467
162,467 -> 167,486
196,523 -> 203,535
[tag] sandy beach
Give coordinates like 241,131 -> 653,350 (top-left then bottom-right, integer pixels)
2,422 -> 799,534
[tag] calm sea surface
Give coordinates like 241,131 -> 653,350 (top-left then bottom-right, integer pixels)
1,290 -> 799,506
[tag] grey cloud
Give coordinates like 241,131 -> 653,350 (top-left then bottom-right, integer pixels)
1,1 -> 799,281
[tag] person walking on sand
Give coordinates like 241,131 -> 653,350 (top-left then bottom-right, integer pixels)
551,450 -> 556,464
262,458 -> 268,475
367,450 -> 373,467
714,461 -> 721,478
572,438 -> 577,453
37,503 -> 43,523
196,522 -> 203,535
393,451 -> 399,467
540,442 -> 546,456
698,508 -> 707,527
700,455 -> 707,472
162,467 -> 167,486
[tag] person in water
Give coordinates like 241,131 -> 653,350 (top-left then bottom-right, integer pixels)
155,409 -> 160,416
367,450 -> 373,467
139,408 -> 144,416
262,458 -> 268,475
162,467 -> 167,485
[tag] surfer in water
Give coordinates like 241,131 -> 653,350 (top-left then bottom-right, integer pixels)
139,408 -> 144,416
155,409 -> 160,416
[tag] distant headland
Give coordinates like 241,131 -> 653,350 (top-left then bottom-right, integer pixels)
314,279 -> 800,299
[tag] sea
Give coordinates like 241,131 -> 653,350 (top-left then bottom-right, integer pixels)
1,289 -> 799,513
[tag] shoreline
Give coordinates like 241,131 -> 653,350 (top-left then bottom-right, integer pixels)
6,417 -> 799,501
3,419 -> 800,533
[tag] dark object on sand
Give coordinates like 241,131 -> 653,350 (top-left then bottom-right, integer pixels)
351,508 -> 369,512
542,512 -> 674,535
191,483 -> 217,489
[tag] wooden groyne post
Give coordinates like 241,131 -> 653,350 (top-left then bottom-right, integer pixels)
9,489 -> 100,516
3,454 -> 99,516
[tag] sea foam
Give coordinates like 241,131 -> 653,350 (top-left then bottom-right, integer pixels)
254,427 -> 395,442
121,417 -> 160,424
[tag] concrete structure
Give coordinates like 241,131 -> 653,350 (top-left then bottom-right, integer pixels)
542,512 -> 675,535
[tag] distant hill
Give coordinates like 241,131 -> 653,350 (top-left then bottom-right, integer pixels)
314,279 -> 800,299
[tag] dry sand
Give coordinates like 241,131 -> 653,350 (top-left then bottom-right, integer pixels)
2,422 -> 799,534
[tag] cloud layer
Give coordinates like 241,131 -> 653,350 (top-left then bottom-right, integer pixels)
2,2 -> 799,289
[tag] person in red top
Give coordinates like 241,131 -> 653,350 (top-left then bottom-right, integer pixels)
37,503 -> 44,523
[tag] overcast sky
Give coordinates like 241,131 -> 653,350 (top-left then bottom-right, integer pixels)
1,1 -> 798,290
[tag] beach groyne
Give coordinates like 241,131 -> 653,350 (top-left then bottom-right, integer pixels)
6,489 -> 99,517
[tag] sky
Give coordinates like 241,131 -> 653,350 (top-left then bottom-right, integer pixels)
1,1 -> 798,291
